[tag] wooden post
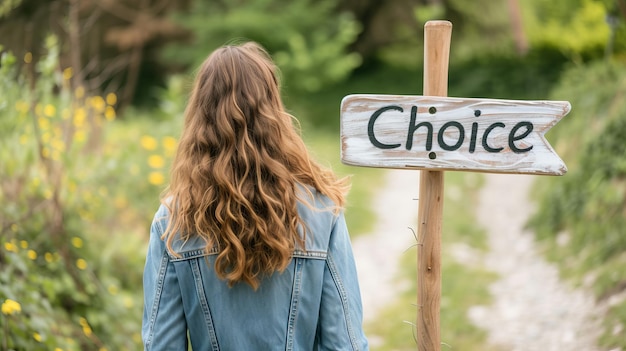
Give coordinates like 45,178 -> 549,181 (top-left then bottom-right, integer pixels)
417,20 -> 452,351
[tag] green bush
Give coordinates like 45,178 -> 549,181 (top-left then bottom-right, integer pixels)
529,61 -> 626,258
164,0 -> 361,94
528,60 -> 626,350
0,37 -> 163,350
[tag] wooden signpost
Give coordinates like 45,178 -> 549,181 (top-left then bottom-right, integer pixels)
340,21 -> 570,350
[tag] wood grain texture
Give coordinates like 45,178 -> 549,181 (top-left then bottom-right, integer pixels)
417,20 -> 451,351
341,94 -> 570,175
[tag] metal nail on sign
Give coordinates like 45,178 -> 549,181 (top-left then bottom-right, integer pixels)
340,94 -> 571,175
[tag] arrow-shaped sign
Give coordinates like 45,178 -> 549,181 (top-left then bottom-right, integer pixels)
340,94 -> 570,175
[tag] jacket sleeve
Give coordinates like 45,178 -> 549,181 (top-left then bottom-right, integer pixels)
317,212 -> 369,350
142,212 -> 188,351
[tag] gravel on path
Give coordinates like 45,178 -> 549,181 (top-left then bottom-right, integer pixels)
467,173 -> 603,351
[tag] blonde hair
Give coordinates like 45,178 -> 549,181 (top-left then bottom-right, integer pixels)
162,42 -> 349,289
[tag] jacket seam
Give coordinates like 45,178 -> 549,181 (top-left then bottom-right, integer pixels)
190,259 -> 220,350
326,253 -> 360,351
169,249 -> 327,261
285,257 -> 303,351
145,251 -> 170,349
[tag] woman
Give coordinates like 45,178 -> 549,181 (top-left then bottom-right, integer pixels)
142,42 -> 369,350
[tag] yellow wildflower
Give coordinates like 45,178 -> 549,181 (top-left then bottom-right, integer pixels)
90,96 -> 105,112
27,250 -> 37,260
1,299 -> 21,315
20,240 -> 28,249
106,92 -> 117,106
79,317 -> 93,336
44,252 -> 54,263
55,348 -> 64,351
44,104 -> 56,117
33,332 -> 42,342
105,106 -> 116,121
4,242 -> 18,253
71,237 -> 83,248
148,155 -> 165,168
73,108 -> 86,128
148,172 -> 165,186
76,258 -> 87,270
63,67 -> 73,80
140,135 -> 158,150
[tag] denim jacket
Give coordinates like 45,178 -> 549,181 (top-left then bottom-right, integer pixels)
142,189 -> 369,350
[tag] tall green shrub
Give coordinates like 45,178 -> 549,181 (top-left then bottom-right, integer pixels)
163,0 -> 361,93
528,59 -> 626,351
0,37 -> 146,351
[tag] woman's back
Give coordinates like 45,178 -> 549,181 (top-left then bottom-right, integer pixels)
143,189 -> 368,350
141,42 -> 368,350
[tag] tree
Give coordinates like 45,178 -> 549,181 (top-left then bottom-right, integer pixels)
522,0 -> 617,62
0,0 -> 188,109
163,0 -> 361,93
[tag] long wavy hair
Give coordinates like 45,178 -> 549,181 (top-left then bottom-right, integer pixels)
162,42 -> 349,289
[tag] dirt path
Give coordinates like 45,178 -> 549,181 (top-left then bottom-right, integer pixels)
352,169 -> 419,324
468,173 -> 603,351
353,170 -> 605,350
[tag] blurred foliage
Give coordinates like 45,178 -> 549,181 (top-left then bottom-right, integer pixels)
528,61 -> 626,349
522,0 -> 623,61
0,0 -> 21,17
0,37 -> 176,350
448,46 -> 569,100
376,0 -> 513,69
0,0 -> 188,109
530,61 -> 626,264
163,0 -> 362,93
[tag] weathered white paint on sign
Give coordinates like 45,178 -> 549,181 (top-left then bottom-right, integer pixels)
341,94 -> 570,175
